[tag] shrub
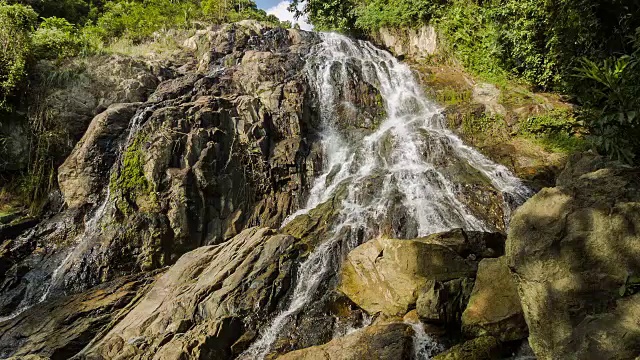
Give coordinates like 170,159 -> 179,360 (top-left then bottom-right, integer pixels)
202,0 -> 283,24
95,0 -> 198,42
290,0 -> 357,32
355,0 -> 442,31
0,2 -> 37,109
575,54 -> 640,163
435,1 -> 507,84
6,0 -> 91,23
32,17 -> 85,59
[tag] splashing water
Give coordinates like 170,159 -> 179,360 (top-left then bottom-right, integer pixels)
243,33 -> 531,359
407,319 -> 445,359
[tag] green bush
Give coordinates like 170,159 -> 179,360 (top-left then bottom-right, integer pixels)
290,0 -> 357,32
202,0 -> 283,24
6,0 -> 92,23
435,1 -> 507,84
32,17 -> 85,59
95,0 -> 189,42
575,54 -> 640,163
355,0 -> 442,31
518,109 -> 587,153
0,2 -> 37,109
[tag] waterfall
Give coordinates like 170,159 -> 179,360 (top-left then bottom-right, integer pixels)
0,106 -> 153,322
242,33 -> 530,359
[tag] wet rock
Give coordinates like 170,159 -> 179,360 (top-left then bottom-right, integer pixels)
417,277 -> 474,329
276,323 -> 415,360
432,336 -> 501,360
339,232 -> 478,317
507,157 -> 640,359
0,273 -> 155,359
461,257 -> 527,341
59,103 -> 142,208
82,227 -> 302,359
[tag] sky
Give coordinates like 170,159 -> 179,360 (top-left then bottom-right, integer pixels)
256,0 -> 313,30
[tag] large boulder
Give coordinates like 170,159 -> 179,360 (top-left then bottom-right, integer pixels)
83,227 -> 302,359
461,257 -> 527,342
58,103 -> 141,208
338,229 -> 501,317
507,156 -> 640,359
276,323 -> 415,360
30,57 -> 161,142
432,336 -> 502,360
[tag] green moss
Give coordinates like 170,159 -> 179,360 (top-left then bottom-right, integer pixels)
110,134 -> 156,214
437,88 -> 472,106
461,113 -> 506,139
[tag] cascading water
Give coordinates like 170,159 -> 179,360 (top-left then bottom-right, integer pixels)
243,33 -> 531,359
0,106 -> 152,322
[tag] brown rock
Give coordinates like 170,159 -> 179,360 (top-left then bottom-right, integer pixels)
58,103 -> 141,208
461,257 -> 527,341
83,228 -> 301,359
432,336 -> 501,360
507,157 -> 640,359
276,323 -> 415,360
339,234 -> 477,317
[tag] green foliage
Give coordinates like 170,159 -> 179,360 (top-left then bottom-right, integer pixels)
0,2 -> 37,109
290,0 -> 357,32
95,0 -> 194,42
6,0 -> 92,23
520,109 -> 579,136
575,54 -> 640,163
519,109 -> 587,153
434,0 -> 507,84
32,17 -> 85,59
202,0 -> 279,24
355,0 -> 442,31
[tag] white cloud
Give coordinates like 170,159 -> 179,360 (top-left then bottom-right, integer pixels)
267,1 -> 313,31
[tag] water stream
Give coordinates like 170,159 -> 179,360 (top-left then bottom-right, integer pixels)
0,106 -> 152,322
243,33 -> 531,359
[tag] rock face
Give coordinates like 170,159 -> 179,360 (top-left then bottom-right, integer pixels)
374,26 -> 438,60
339,229 -> 504,317
32,56 -> 161,142
58,103 -> 141,208
472,83 -> 506,116
276,323 -> 415,360
84,227 -> 302,359
0,22 -> 334,358
507,155 -> 640,359
461,257 -> 527,341
8,22 -> 323,310
0,273 -> 155,359
417,277 -> 474,329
